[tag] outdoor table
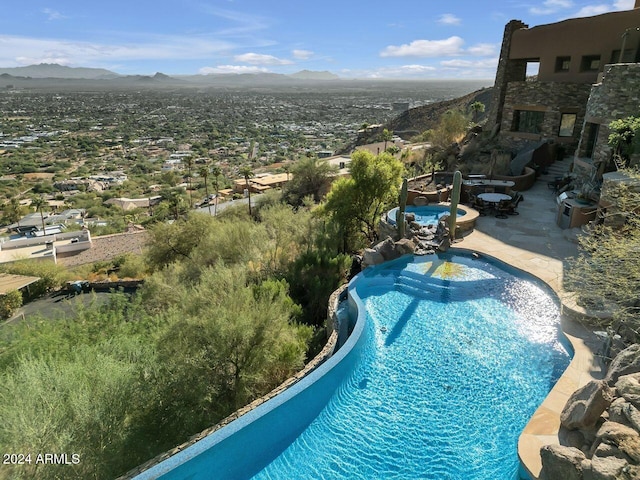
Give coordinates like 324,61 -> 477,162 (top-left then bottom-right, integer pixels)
477,193 -> 512,205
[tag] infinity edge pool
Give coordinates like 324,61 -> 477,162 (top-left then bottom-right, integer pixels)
132,248 -> 583,480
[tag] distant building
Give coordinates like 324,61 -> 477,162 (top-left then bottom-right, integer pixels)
105,196 -> 162,211
233,173 -> 289,194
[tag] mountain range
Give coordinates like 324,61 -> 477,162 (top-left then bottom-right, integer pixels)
0,63 -> 341,88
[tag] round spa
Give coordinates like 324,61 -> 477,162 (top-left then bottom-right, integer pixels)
387,203 -> 477,230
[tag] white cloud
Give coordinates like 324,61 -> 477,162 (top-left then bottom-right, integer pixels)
438,14 -> 462,26
199,65 -> 269,74
440,59 -> 499,69
233,52 -> 292,65
614,0 -> 635,9
467,43 -> 498,56
573,4 -> 612,16
292,49 -> 313,60
530,0 -> 574,15
42,8 -> 67,21
570,0 -> 634,18
0,34 -> 233,68
380,36 -> 465,57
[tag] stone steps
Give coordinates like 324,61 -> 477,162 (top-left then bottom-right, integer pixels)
539,158 -> 573,182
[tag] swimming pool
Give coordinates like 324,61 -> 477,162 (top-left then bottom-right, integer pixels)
135,252 -> 570,480
387,205 -> 467,227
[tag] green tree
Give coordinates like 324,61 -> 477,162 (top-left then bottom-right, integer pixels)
1,198 -> 25,227
211,165 -> 222,216
469,101 -> 486,123
322,150 -> 403,248
608,116 -> 640,169
566,169 -> 640,343
184,156 -> 194,208
381,128 -> 393,151
425,109 -> 470,148
239,166 -> 254,216
31,195 -> 47,233
199,165 -> 212,215
0,290 -> 22,319
284,156 -> 337,206
146,213 -> 214,270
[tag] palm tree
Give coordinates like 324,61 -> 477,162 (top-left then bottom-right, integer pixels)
31,196 -> 47,233
381,129 -> 393,151
168,191 -> 185,220
239,166 -> 254,216
211,165 -> 222,216
184,155 -> 194,208
199,165 -> 212,215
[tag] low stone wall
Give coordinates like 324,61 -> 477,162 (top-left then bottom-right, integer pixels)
493,166 -> 537,191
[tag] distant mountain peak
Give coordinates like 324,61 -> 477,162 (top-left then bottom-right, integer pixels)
289,70 -> 339,80
0,63 -> 120,79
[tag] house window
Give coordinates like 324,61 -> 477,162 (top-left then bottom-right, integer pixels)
513,110 -> 545,134
580,55 -> 601,72
558,113 -> 577,137
610,49 -> 636,63
555,56 -> 571,72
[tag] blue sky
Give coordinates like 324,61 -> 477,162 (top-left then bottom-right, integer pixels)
0,0 -> 635,78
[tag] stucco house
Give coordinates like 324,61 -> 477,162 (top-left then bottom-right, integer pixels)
489,1 -> 640,181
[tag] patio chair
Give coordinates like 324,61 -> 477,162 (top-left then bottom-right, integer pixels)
495,199 -> 511,219
473,197 -> 488,216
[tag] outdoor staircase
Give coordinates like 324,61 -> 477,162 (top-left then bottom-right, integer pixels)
538,157 -> 573,185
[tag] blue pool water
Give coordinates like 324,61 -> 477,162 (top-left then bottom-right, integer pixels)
387,205 -> 466,226
136,252 -> 571,480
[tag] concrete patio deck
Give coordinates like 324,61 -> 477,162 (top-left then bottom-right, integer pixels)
455,176 -> 605,479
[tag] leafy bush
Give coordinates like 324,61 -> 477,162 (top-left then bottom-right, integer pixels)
0,260 -> 69,299
0,290 -> 22,319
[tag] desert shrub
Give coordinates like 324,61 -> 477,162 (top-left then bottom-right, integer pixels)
0,260 -> 69,299
0,290 -> 22,319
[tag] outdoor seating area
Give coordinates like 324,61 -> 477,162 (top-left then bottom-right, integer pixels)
469,190 -> 523,218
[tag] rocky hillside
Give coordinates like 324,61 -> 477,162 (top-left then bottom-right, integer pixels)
390,86 -> 494,139
342,86 -> 494,152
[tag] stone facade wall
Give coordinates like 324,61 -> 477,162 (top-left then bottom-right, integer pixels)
499,81 -> 592,152
488,20 -> 528,130
576,63 -> 640,168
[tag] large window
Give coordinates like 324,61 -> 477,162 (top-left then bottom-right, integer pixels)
555,56 -> 571,72
513,110 -> 545,134
558,113 -> 577,137
580,55 -> 601,72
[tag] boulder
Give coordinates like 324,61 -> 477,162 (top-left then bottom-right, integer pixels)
405,213 -> 416,223
374,236 -> 400,262
596,421 -> 640,463
394,238 -> 415,256
588,454 -> 629,480
561,380 -> 615,430
615,373 -> 640,409
622,402 -> 640,432
608,398 -> 630,425
362,249 -> 384,268
605,344 -> 640,387
413,196 -> 428,206
540,444 -> 586,480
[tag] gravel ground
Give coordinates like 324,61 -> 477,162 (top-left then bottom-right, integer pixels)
57,230 -> 149,268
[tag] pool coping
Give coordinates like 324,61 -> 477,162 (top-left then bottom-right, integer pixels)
457,231 -> 604,480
